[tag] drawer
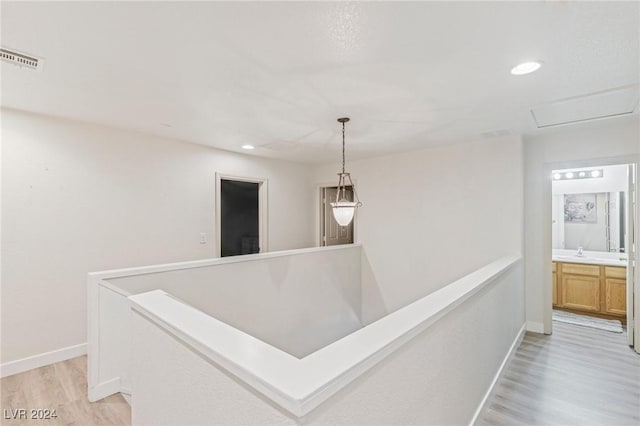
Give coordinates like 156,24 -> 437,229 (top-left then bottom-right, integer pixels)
560,263 -> 600,276
605,266 -> 626,279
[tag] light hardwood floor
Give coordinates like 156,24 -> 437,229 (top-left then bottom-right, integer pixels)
2,323 -> 638,426
478,321 -> 640,426
1,356 -> 130,426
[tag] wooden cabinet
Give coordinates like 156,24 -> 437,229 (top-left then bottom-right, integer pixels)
605,278 -> 626,316
562,274 -> 600,311
561,263 -> 600,276
604,266 -> 626,279
553,262 -> 626,321
604,266 -> 626,316
552,262 -> 558,306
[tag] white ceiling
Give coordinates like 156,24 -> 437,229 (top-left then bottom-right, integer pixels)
1,1 -> 638,163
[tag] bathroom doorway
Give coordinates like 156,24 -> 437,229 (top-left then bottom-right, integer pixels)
216,173 -> 268,257
550,163 -> 636,348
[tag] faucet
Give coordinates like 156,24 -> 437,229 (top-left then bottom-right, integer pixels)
577,246 -> 584,257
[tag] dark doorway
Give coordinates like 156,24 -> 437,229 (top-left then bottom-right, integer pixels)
220,179 -> 260,257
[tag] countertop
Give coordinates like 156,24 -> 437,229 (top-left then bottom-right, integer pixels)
552,249 -> 628,268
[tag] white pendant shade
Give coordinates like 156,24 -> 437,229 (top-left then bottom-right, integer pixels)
331,199 -> 357,226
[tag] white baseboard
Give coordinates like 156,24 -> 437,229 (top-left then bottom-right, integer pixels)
88,377 -> 121,402
0,343 -> 87,378
469,323 -> 526,426
526,321 -> 545,334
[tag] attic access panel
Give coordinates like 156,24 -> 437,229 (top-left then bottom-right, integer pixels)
531,85 -> 638,128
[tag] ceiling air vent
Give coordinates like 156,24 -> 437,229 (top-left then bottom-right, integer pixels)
481,129 -> 512,139
1,48 -> 42,71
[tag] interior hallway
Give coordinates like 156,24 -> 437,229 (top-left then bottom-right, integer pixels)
478,321 -> 640,425
1,321 -> 639,426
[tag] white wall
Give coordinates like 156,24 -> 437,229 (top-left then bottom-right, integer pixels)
1,108 -> 315,365
130,258 -> 525,425
90,246 -> 362,400
523,116 -> 640,333
315,135 -> 524,322
110,248 -> 361,359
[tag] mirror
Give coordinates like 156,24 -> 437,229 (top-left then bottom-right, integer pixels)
552,164 -> 629,253
552,191 -> 625,252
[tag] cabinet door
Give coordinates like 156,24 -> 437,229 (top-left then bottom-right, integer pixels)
605,278 -> 626,316
561,274 -> 600,312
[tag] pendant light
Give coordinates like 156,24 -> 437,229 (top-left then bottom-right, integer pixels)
331,117 -> 362,226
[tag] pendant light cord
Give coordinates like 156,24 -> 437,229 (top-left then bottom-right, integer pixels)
342,121 -> 346,174
333,117 -> 360,209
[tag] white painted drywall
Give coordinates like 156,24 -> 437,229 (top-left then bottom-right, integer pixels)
109,246 -> 361,358
130,258 -> 525,425
315,135 -> 524,323
1,108 -> 315,365
132,309 -> 296,426
97,285 -> 133,393
523,116 -> 640,334
92,246 -> 362,399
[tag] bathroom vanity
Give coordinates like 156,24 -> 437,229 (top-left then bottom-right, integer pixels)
552,251 -> 627,322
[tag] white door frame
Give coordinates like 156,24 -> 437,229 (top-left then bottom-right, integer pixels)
543,155 -> 639,353
315,181 -> 359,247
626,163 -> 636,347
215,173 -> 268,257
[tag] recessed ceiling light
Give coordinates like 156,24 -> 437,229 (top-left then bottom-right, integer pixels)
510,61 -> 542,75
578,171 -> 586,177
553,173 -> 562,180
241,144 -> 255,150
591,170 -> 601,178
565,172 -> 574,179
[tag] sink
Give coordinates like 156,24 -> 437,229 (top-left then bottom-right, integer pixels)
555,255 -> 589,260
